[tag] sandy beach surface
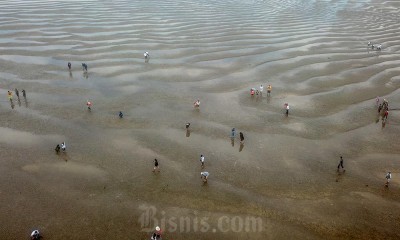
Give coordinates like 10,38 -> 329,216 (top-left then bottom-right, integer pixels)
1,0 -> 400,239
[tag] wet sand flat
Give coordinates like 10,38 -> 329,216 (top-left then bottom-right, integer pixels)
1,0 -> 400,239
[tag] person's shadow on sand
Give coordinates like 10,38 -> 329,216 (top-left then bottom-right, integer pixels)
239,143 -> 244,152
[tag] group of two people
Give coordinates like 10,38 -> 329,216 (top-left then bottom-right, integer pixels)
55,142 -> 66,153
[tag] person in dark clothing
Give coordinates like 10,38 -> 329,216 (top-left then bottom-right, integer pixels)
22,89 -> 26,98
119,111 -> 123,118
15,88 -> 19,99
68,62 -> 71,70
82,63 -> 88,72
153,159 -> 159,172
186,123 -> 190,129
55,144 -> 61,153
337,156 -> 345,171
239,132 -> 244,144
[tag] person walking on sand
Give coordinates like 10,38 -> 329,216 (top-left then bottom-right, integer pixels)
153,159 -> 160,172
383,110 -> 389,120
267,84 -> 272,96
250,88 -> 255,96
82,63 -> 88,72
231,128 -> 236,138
22,89 -> 26,98
30,230 -> 41,240
200,154 -> 205,168
285,103 -> 289,115
201,171 -> 209,183
375,96 -> 379,107
61,142 -> 66,152
15,88 -> 19,99
144,52 -> 150,60
378,103 -> 383,113
151,226 -> 161,240
86,100 -> 92,110
186,123 -> 191,129
337,156 -> 345,172
55,144 -> 61,153
119,111 -> 123,118
7,91 -> 12,101
385,171 -> 392,187
239,132 -> 244,144
68,62 -> 71,70
260,84 -> 264,95
194,99 -> 200,108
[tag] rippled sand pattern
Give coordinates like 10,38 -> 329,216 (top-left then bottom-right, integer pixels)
1,0 -> 400,239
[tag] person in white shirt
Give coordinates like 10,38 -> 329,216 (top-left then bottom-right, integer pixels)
201,171 -> 209,182
260,85 -> 264,95
30,230 -> 40,240
285,103 -> 289,115
144,52 -> 150,59
200,155 -> 205,168
61,142 -> 66,152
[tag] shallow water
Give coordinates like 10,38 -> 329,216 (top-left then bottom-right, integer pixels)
1,0 -> 400,239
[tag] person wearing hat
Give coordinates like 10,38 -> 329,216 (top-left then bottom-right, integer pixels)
151,226 -> 161,240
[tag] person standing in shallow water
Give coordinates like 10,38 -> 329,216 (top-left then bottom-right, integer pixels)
68,62 -> 71,70
153,159 -> 160,172
86,100 -> 92,110
385,171 -> 392,187
61,142 -> 66,152
337,156 -> 345,172
194,99 -> 200,108
200,154 -> 205,168
267,84 -> 272,96
55,144 -> 61,153
201,171 -> 209,183
285,103 -> 289,115
239,132 -> 244,144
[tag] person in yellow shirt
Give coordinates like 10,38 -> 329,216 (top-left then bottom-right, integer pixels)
267,84 -> 272,96
7,90 -> 12,101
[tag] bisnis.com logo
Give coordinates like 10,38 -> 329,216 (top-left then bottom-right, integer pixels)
138,205 -> 263,233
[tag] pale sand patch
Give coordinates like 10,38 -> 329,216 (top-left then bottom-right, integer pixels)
0,127 -> 63,147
